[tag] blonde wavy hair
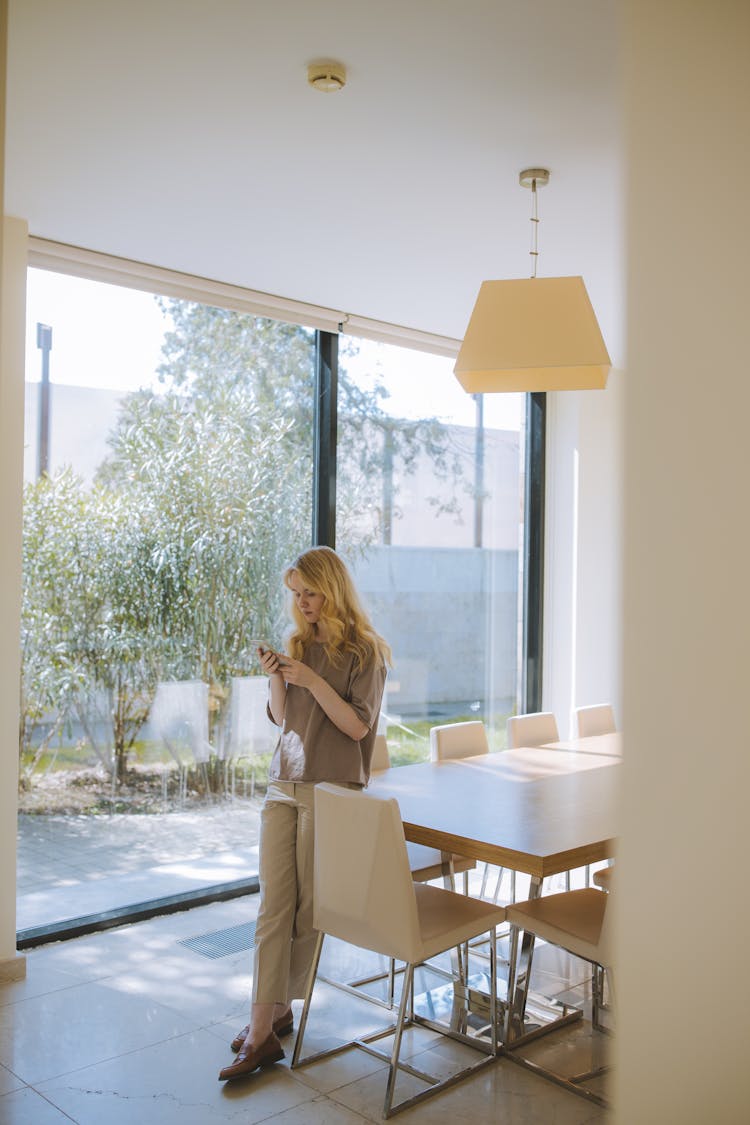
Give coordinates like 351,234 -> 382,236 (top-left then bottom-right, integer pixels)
284,546 -> 391,672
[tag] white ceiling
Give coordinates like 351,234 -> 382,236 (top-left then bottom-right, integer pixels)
5,0 -> 623,360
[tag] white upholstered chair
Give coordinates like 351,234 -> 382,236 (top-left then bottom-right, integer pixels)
292,783 -> 506,1118
505,887 -> 613,1107
506,710 -> 559,749
370,732 -> 391,772
575,703 -> 616,738
429,719 -> 489,761
321,732 -> 476,1007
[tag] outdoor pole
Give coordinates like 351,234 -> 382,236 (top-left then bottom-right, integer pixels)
36,323 -> 52,478
382,424 -> 393,546
473,392 -> 484,548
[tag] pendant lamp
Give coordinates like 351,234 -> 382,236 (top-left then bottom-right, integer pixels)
453,169 -> 611,393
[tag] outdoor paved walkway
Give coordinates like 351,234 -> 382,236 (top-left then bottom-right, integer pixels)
16,800 -> 263,932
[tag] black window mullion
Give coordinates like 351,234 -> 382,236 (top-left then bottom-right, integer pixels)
522,391 -> 546,713
312,330 -> 338,548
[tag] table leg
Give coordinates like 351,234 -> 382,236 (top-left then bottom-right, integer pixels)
504,875 -> 542,1041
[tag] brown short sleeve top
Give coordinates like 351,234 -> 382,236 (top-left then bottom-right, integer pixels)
268,641 -> 386,786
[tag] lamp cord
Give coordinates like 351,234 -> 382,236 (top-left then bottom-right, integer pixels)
530,177 -> 540,278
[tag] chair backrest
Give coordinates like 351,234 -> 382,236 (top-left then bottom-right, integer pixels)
429,720 -> 489,762
506,711 -> 559,749
149,679 -> 211,763
592,865 -> 613,892
224,675 -> 277,761
575,703 -> 616,738
313,783 -> 422,963
370,733 -> 391,771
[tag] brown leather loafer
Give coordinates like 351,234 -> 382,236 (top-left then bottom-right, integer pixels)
230,1013 -> 293,1054
218,1031 -> 284,1081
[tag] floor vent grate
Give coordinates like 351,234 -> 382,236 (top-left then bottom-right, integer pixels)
179,921 -> 256,958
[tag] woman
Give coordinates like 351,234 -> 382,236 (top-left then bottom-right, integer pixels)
219,546 -> 390,1081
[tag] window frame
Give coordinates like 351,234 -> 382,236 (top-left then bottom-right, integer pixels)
19,247 -> 545,946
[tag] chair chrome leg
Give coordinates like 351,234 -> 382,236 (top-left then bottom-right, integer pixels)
592,964 -> 603,1030
295,931 -> 503,1118
291,930 -> 325,1068
505,874 -> 542,1039
383,962 -> 414,1118
593,966 -> 615,1033
488,926 -> 499,1052
504,923 -> 520,1042
388,957 -> 397,1008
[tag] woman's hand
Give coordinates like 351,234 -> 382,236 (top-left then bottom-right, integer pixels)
258,647 -> 289,678
261,647 -> 368,741
276,655 -> 318,690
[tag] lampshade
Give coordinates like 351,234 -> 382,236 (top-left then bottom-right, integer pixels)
454,275 -> 611,393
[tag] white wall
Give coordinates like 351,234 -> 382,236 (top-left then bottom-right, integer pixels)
544,371 -> 624,736
616,1 -> 750,1120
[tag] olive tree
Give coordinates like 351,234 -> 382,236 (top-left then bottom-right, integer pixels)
21,470 -> 176,782
20,470 -> 89,784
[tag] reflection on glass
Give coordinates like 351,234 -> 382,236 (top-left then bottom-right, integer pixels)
337,338 -> 524,764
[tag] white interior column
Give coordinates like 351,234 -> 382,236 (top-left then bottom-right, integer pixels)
616,0 -> 750,1118
0,213 -> 28,981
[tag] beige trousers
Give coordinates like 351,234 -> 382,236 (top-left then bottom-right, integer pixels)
251,780 -> 319,1005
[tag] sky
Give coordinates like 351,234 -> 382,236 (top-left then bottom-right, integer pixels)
25,268 -> 522,431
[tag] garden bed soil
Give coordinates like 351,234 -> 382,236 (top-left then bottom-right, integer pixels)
17,765 -> 252,816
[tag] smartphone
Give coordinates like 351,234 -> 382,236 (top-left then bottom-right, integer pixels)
257,644 -> 290,668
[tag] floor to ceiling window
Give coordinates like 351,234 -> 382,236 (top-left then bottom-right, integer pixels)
19,266 -> 316,939
18,258 -> 538,942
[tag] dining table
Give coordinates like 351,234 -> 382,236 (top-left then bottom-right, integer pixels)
542,730 -> 623,757
369,742 -> 619,1044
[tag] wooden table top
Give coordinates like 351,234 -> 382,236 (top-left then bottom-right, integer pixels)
542,731 -> 623,756
369,747 -> 619,879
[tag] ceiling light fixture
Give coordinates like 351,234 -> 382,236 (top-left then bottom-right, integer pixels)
453,168 -> 611,393
307,61 -> 346,92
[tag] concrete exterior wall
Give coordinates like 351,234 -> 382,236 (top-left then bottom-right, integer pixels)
350,545 -> 518,719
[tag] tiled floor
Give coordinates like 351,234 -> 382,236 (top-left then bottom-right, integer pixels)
1,888 -> 611,1123
11,807 -> 611,1121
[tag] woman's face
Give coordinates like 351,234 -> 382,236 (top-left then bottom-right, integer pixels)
288,571 -> 325,625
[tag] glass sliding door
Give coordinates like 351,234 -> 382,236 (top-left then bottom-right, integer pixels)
19,268 -> 315,936
336,338 -> 525,762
